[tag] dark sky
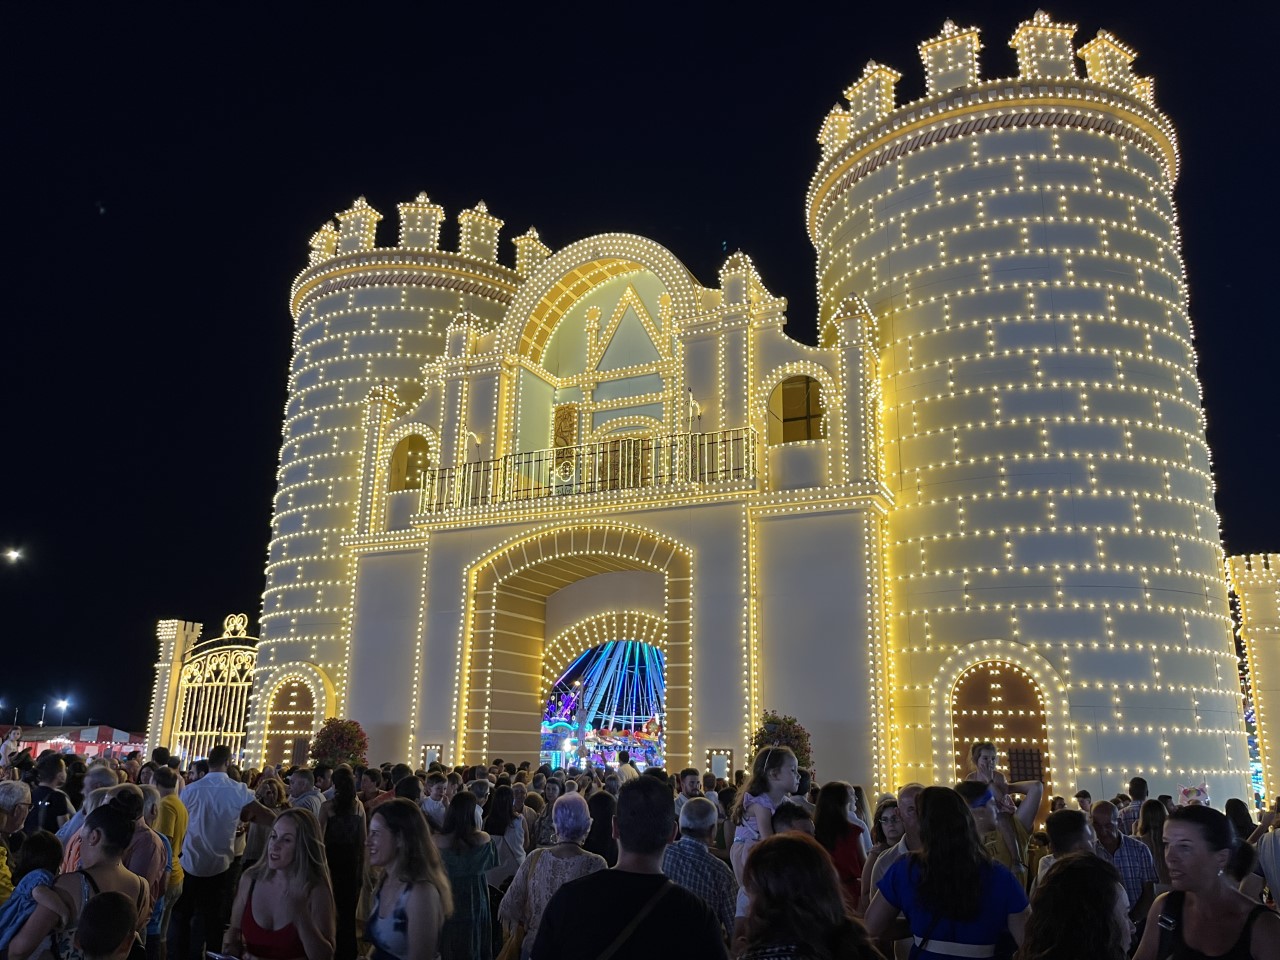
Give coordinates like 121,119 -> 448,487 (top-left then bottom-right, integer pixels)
5,4 -> 1276,732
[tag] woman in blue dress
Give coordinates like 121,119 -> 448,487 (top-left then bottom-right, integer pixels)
864,786 -> 1029,959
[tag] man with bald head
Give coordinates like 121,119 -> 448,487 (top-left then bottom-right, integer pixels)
1091,799 -> 1156,921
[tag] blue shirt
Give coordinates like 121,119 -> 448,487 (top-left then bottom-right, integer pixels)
878,856 -> 1027,959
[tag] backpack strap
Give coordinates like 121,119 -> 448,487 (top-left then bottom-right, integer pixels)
596,881 -> 671,960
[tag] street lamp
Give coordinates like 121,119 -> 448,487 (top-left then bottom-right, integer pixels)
56,699 -> 69,726
3,548 -> 20,563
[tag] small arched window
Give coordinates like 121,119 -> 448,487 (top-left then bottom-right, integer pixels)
767,376 -> 824,444
389,435 -> 431,491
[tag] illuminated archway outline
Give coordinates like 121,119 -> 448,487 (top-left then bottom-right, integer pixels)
927,640 -> 1075,791
450,522 -> 695,768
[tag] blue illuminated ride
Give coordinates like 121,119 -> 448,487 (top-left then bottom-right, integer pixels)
541,641 -> 665,769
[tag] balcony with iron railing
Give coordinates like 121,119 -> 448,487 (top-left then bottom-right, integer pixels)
417,427 -> 758,514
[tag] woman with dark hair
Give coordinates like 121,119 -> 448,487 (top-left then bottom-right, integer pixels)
1224,798 -> 1256,843
740,832 -> 881,960
858,798 -> 903,915
814,781 -> 866,907
320,768 -> 366,960
863,786 -> 1029,958
1133,804 -> 1279,960
482,785 -> 525,889
366,799 -> 452,960
582,791 -> 617,866
434,791 -> 497,960
1136,798 -> 1171,885
9,798 -> 150,960
1021,853 -> 1130,960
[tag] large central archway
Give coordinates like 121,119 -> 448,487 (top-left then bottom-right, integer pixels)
454,523 -> 693,766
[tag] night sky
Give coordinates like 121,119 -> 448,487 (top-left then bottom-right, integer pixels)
5,4 -> 1276,732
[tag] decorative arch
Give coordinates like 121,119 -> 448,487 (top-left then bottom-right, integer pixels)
754,360 -> 845,482
383,423 -> 439,487
451,522 -> 695,768
388,435 -> 431,491
766,376 -> 825,444
588,415 -> 664,441
497,234 -> 702,365
250,662 -> 334,767
376,422 -> 440,530
927,640 -> 1075,792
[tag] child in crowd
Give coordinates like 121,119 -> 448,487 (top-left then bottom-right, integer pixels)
729,746 -> 800,920
0,830 -> 65,951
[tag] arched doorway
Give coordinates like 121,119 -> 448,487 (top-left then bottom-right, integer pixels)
951,660 -> 1053,821
455,524 -> 692,767
262,677 -> 315,768
542,640 -> 666,770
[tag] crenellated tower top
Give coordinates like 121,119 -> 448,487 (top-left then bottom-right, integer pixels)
289,193 -> 539,321
809,11 -> 1175,241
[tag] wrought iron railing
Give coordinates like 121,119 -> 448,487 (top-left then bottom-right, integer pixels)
419,427 -> 758,513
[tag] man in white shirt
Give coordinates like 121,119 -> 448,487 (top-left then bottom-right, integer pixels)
614,750 -> 639,782
288,768 -> 324,819
168,745 -> 276,960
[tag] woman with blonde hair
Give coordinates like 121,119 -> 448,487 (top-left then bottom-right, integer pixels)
223,808 -> 336,960
366,798 -> 452,960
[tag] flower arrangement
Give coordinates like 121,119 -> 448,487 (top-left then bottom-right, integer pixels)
749,710 -> 813,770
310,718 -> 369,767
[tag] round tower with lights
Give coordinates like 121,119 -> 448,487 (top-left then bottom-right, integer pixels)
810,13 -> 1249,799
246,194 -> 538,766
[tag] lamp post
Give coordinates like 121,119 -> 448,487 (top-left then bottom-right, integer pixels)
57,699 -> 68,726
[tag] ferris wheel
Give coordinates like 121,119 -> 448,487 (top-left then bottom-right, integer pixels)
544,641 -> 666,732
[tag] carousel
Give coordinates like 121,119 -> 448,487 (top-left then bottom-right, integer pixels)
541,641 -> 665,771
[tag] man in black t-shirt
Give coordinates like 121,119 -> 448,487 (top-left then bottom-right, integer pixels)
531,775 -> 728,959
24,753 -> 72,834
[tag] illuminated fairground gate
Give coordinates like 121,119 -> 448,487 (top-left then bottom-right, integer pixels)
540,617 -> 668,770
454,524 -> 692,768
171,615 -> 256,762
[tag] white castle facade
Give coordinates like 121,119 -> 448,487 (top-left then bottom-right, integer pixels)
223,14 -> 1257,802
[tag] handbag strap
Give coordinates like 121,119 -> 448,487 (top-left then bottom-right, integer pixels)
596,880 -> 671,960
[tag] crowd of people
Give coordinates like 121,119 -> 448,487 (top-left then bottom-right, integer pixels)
1,736 -> 1278,960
